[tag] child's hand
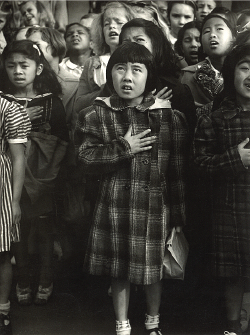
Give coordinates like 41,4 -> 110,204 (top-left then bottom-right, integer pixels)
238,138 -> 250,167
152,87 -> 173,100
27,106 -> 43,121
12,201 -> 21,224
124,125 -> 157,154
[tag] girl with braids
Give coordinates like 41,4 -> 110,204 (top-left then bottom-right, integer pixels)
0,39 -> 69,306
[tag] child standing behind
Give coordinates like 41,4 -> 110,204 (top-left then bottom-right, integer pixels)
0,40 -> 68,306
0,97 -> 31,334
75,42 -> 188,335
60,23 -> 93,79
193,43 -> 250,335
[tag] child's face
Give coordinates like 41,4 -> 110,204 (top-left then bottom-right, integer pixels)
196,0 -> 216,23
169,4 -> 194,37
0,15 -> 7,32
202,17 -> 234,59
154,1 -> 168,21
20,1 -> 40,26
103,7 -> 128,52
27,31 -> 53,64
5,53 -> 43,92
181,28 -> 201,65
112,62 -> 148,106
234,56 -> 250,105
65,25 -> 90,52
121,27 -> 153,54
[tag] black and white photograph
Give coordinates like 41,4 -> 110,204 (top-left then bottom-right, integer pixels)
0,0 -> 250,334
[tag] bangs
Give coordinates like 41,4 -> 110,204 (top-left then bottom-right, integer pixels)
106,42 -> 157,94
111,43 -> 152,67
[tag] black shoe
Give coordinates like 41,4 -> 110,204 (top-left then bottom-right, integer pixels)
0,313 -> 12,335
145,327 -> 162,335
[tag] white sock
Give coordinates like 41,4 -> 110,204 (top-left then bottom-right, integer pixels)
145,313 -> 160,330
116,319 -> 131,335
0,301 -> 10,315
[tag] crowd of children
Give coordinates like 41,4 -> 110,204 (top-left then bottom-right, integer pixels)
0,1 -> 250,335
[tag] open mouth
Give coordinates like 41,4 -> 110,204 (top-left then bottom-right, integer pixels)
122,85 -> 132,91
190,51 -> 198,56
210,41 -> 219,46
72,39 -> 80,43
109,31 -> 118,37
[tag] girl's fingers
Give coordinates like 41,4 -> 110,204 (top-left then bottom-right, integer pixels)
155,87 -> 169,98
140,137 -> 157,144
136,129 -> 152,139
160,89 -> 172,99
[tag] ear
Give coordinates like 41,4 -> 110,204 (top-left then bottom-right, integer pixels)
36,64 -> 43,76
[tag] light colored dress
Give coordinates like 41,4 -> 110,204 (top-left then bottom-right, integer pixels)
0,97 -> 31,252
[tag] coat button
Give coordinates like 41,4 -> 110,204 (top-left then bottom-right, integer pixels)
144,185 -> 149,191
142,159 -> 149,165
125,184 -> 130,190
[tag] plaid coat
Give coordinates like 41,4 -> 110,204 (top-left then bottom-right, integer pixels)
193,98 -> 250,278
75,94 -> 188,285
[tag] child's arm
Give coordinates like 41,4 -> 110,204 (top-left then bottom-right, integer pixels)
9,143 -> 25,224
75,110 -> 157,175
193,115 -> 249,177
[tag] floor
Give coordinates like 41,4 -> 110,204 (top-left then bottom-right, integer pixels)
9,219 -> 249,335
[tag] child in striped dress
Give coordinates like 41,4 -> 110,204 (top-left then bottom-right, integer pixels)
0,96 -> 31,334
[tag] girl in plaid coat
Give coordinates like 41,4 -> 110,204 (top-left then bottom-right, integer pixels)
193,43 -> 250,335
75,42 -> 188,335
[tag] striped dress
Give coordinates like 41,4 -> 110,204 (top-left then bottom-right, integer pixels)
0,97 -> 31,252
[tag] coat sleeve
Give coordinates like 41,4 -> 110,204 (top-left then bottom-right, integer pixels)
193,114 -> 247,178
169,110 -> 188,227
74,58 -> 102,113
75,107 -> 134,175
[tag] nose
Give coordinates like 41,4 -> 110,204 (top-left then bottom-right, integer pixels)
123,68 -> 132,82
179,16 -> 186,25
201,4 -> 207,13
210,31 -> 217,39
190,38 -> 197,48
14,65 -> 22,74
109,20 -> 117,29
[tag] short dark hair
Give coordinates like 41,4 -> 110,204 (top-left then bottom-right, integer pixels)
120,18 -> 180,78
64,23 -> 90,40
175,20 -> 201,56
106,41 -> 157,94
221,43 -> 250,98
167,1 -> 197,19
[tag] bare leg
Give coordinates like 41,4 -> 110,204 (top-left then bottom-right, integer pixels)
145,280 -> 162,316
111,278 -> 130,321
38,215 -> 54,287
225,277 -> 245,321
0,252 -> 12,304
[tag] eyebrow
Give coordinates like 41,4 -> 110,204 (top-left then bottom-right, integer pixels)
237,58 -> 250,66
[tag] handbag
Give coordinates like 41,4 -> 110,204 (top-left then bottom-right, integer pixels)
163,227 -> 189,280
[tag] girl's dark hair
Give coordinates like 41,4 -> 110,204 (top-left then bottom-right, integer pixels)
64,22 -> 90,40
175,20 -> 201,56
120,18 -> 180,78
26,26 -> 66,63
221,43 -> 250,98
0,39 -> 62,95
106,41 -> 157,94
210,7 -> 238,34
167,1 -> 197,19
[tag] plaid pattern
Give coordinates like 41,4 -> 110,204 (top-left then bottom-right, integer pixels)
75,94 -> 188,284
193,98 -> 250,278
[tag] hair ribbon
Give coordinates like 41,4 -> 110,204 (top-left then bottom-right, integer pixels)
33,44 -> 41,56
